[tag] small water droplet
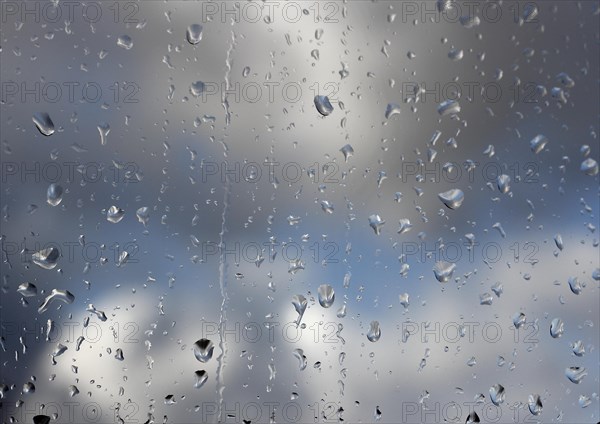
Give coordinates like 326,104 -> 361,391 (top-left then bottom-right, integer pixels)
107,206 -> 125,223
550,318 -> 564,338
438,189 -> 464,209
194,370 -> 208,388
565,366 -> 587,384
117,35 -> 133,49
32,247 -> 60,270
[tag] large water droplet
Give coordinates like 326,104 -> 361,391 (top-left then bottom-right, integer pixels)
368,214 -> 385,235
568,277 -> 582,295
317,284 -> 335,308
339,144 -> 354,162
489,384 -> 505,406
193,339 -> 214,362
136,207 -> 150,226
117,35 -> 133,49
385,103 -> 401,119
194,370 -> 208,388
32,112 -> 55,136
186,24 -> 203,44
292,294 -> 307,325
530,134 -> 548,154
496,175 -> 511,194
367,321 -> 381,342
293,348 -> 307,370
17,282 -> 37,297
433,261 -> 455,282
438,189 -> 464,209
46,183 -> 63,206
32,247 -> 60,269
528,394 -> 542,415
107,206 -> 125,223
437,99 -> 461,116
550,318 -> 564,338
314,95 -> 333,116
38,289 -> 74,313
565,366 -> 587,384
580,158 -> 598,176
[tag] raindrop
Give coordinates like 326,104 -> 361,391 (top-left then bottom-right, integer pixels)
565,367 -> 587,384
339,144 -> 354,162
32,112 -> 55,136
384,103 -> 401,119
568,277 -> 582,295
530,135 -> 548,154
194,370 -> 208,388
38,289 -> 74,313
17,282 -> 37,297
550,318 -> 564,338
489,384 -> 505,406
186,24 -> 203,44
107,206 -> 125,223
314,95 -> 333,116
367,321 -> 381,342
496,175 -> 510,194
433,261 -> 455,282
317,284 -> 335,308
32,247 -> 60,270
368,214 -> 385,235
46,183 -> 63,206
117,35 -> 133,49
293,348 -> 307,371
437,99 -> 461,116
438,189 -> 464,209
193,339 -> 214,362
528,395 -> 542,415
580,158 -> 598,176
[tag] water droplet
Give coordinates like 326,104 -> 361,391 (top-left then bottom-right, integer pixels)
314,95 -> 333,116
367,321 -> 381,342
565,366 -> 587,384
433,261 -> 455,282
97,122 -> 110,145
17,282 -> 37,297
437,99 -> 460,116
317,284 -> 335,308
22,382 -> 35,394
33,416 -> 51,424
580,158 -> 598,176
136,207 -> 150,226
186,24 -> 203,44
193,339 -> 214,362
528,394 -> 542,415
513,312 -> 526,329
530,134 -> 548,154
368,214 -> 385,235
117,35 -> 133,49
32,247 -> 60,270
339,144 -> 354,162
465,411 -> 480,423
293,348 -> 307,370
292,294 -> 307,325
384,103 -> 401,119
336,304 -> 347,318
107,206 -> 125,223
479,293 -> 493,305
68,385 -> 79,397
489,384 -> 505,406
190,81 -> 206,97
46,183 -> 63,206
448,48 -> 464,61
571,340 -> 585,357
397,219 -> 412,234
550,318 -> 564,338
399,293 -> 410,308
554,234 -> 564,251
438,189 -> 464,209
32,112 -> 55,136
496,175 -> 511,194
568,277 -> 582,295
38,289 -> 74,313
194,370 -> 208,388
